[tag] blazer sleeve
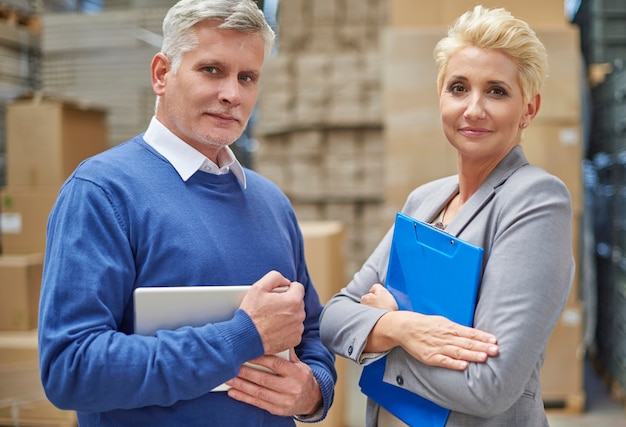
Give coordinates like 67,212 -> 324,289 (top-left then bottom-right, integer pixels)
319,178 -> 451,362
382,169 -> 575,417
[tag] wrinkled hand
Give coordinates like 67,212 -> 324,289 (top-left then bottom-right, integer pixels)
369,310 -> 499,370
361,283 -> 398,310
361,284 -> 498,369
225,350 -> 322,417
239,271 -> 305,355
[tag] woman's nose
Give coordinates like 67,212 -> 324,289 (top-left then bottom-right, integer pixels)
463,94 -> 486,120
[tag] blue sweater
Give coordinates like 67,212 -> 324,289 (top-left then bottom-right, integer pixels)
38,136 -> 336,426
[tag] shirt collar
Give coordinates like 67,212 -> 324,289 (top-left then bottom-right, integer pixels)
142,116 -> 247,188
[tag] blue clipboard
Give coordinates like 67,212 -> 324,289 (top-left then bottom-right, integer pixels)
359,212 -> 484,426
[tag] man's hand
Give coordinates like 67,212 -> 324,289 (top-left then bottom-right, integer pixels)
225,350 -> 322,417
239,271 -> 305,355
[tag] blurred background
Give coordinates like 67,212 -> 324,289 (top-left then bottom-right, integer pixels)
0,0 -> 625,426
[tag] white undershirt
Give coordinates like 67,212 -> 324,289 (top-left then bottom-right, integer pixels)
142,116 -> 247,188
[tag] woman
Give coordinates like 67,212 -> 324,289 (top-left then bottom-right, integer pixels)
319,6 -> 574,426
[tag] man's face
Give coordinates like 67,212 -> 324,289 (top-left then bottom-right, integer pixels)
153,21 -> 265,162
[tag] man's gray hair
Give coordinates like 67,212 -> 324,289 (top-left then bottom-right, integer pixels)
161,0 -> 275,74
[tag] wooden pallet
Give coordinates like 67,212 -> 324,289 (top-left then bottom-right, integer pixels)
609,377 -> 626,406
0,418 -> 78,427
590,354 -> 626,411
543,391 -> 587,414
607,377 -> 626,418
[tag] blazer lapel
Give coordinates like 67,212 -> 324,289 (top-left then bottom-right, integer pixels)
413,179 -> 460,225
446,145 -> 529,236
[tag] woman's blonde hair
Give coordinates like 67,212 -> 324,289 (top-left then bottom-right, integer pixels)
433,6 -> 548,103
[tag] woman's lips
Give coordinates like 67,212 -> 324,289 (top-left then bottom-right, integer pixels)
459,127 -> 491,137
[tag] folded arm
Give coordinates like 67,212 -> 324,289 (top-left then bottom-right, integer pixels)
361,284 -> 498,370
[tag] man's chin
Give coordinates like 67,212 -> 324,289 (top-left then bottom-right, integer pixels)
197,134 -> 240,150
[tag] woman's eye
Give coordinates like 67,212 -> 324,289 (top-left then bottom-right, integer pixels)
490,87 -> 508,96
448,84 -> 465,93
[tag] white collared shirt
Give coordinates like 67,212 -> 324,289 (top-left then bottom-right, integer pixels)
142,116 -> 247,188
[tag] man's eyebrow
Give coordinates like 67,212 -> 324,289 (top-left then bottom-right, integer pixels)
196,60 -> 260,75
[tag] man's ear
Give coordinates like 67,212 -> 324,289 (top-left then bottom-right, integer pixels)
151,52 -> 170,97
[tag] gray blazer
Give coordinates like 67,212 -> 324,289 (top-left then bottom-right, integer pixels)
319,146 -> 575,426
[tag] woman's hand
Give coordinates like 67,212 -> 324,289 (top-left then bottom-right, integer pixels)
392,311 -> 499,370
361,284 -> 398,311
362,284 -> 499,370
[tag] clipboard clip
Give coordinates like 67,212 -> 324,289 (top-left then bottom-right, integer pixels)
411,218 -> 458,256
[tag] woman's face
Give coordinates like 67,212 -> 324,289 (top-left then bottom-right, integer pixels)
439,46 -> 538,165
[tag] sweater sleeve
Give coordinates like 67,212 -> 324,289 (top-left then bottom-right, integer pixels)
38,176 -> 266,412
291,220 -> 337,422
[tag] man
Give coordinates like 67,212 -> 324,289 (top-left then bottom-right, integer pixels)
38,1 -> 336,426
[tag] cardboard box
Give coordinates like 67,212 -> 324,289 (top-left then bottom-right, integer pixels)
387,0 -> 442,28
569,213 -> 581,307
535,27 -> 583,124
300,221 -> 346,302
6,95 -> 107,189
0,330 -> 78,427
381,24 -> 585,416
381,27 -> 452,211
0,396 -> 78,427
440,0 -> 569,28
522,123 -> 583,215
0,254 -> 43,331
382,26 -> 582,213
540,303 -> 586,412
1,187 -> 59,255
299,221 -> 348,427
0,329 -> 38,364
381,25 -> 581,122
388,0 -> 569,28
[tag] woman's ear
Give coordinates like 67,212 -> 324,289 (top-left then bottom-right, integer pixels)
523,93 -> 541,127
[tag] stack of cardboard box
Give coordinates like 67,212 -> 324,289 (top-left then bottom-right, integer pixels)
384,0 -> 586,413
254,0 -> 388,281
298,221 -> 347,427
0,95 -> 107,426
